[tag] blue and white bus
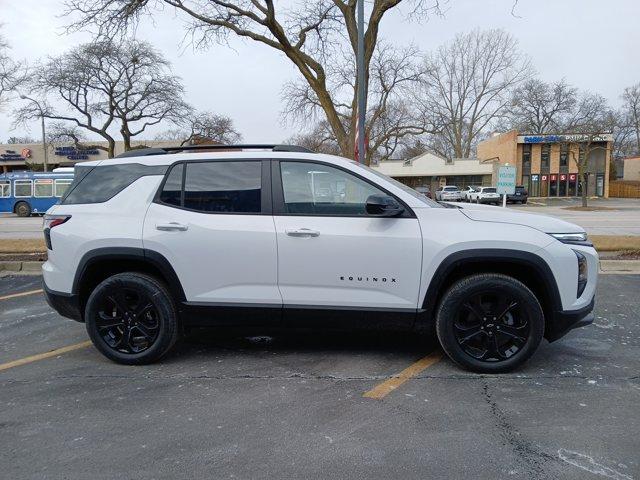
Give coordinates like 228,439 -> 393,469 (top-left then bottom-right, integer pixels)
0,170 -> 75,217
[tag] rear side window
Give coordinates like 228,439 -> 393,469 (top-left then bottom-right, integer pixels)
159,164 -> 183,207
62,164 -> 167,205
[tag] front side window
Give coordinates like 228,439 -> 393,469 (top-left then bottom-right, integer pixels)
280,162 -> 387,216
34,179 -> 54,197
0,180 -> 9,197
14,180 -> 32,197
183,161 -> 261,213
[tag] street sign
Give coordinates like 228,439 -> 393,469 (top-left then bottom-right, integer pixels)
497,166 -> 516,195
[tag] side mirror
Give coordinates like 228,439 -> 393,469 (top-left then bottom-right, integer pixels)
365,194 -> 405,217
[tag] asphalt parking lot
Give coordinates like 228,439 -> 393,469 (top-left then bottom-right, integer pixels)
1,274 -> 639,479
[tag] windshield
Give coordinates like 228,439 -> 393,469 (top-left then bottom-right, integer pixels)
355,163 -> 443,207
483,187 -> 497,193
444,186 -> 458,191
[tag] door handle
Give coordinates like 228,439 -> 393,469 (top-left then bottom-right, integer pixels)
156,222 -> 189,232
285,228 -> 320,238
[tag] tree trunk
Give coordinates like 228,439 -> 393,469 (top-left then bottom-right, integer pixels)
107,139 -> 115,159
579,169 -> 588,208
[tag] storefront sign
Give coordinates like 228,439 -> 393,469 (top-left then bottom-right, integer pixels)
54,146 -> 100,161
569,174 -> 576,181
520,133 -> 613,144
560,174 -> 566,181
0,150 -> 26,161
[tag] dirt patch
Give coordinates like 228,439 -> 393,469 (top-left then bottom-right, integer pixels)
0,239 -> 46,254
591,235 -> 640,252
563,206 -> 618,211
0,252 -> 48,262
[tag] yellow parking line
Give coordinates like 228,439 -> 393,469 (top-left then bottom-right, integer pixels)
0,289 -> 43,301
0,341 -> 92,372
363,351 -> 442,400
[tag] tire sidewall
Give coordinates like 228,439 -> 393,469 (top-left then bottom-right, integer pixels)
85,273 -> 178,365
436,274 -> 544,373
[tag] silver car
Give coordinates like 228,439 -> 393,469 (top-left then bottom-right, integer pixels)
435,185 -> 462,202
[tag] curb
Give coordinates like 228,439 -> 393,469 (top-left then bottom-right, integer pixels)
0,260 -> 44,274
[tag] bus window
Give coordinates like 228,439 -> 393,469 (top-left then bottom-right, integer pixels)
54,179 -> 73,197
34,179 -> 54,197
14,180 -> 33,197
0,180 -> 10,197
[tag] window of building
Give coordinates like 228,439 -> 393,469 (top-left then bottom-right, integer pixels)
14,180 -> 33,198
539,174 -> 549,197
280,161 -> 385,216
560,144 -> 569,167
530,174 -> 539,197
549,174 -> 558,196
0,180 -> 10,197
34,179 -> 54,197
159,164 -> 184,207
522,144 -> 532,170
568,174 -> 577,196
54,179 -> 73,197
541,144 -> 550,170
183,161 -> 261,213
559,174 -> 567,196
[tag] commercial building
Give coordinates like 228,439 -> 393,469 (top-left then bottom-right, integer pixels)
477,130 -> 613,198
0,140 -> 176,173
372,152 -> 493,193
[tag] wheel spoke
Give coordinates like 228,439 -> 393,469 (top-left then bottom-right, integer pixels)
134,302 -> 154,318
458,326 -> 484,345
96,311 -> 124,329
498,325 -> 527,344
482,335 -> 506,360
495,297 -> 518,320
108,292 -> 129,315
135,322 -> 156,340
462,297 -> 486,322
116,327 -> 133,352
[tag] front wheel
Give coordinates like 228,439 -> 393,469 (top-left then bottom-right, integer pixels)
85,273 -> 179,365
436,273 -> 544,373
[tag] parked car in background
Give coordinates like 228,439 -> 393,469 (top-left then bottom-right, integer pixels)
435,185 -> 462,202
469,186 -> 501,205
461,186 -> 478,202
414,186 -> 432,199
505,185 -> 529,204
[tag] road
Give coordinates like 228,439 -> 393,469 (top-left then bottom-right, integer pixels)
0,274 -> 638,479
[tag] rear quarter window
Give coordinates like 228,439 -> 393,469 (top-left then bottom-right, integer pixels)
62,164 -> 168,205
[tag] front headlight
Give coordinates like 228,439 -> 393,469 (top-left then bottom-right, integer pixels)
574,250 -> 588,297
550,232 -> 590,245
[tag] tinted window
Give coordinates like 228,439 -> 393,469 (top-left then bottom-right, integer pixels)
159,164 -> 183,207
62,164 -> 167,205
14,180 -> 32,197
280,162 -> 385,216
183,162 -> 261,213
34,179 -> 54,197
483,188 -> 496,193
54,179 -> 73,197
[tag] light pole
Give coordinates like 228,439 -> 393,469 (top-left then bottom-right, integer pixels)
356,0 -> 366,164
19,95 -> 48,172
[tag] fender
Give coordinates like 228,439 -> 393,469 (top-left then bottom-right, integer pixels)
419,248 -> 562,324
72,247 -> 186,302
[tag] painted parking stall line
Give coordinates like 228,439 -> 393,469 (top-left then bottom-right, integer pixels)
0,341 -> 92,372
363,351 -> 442,399
0,289 -> 43,301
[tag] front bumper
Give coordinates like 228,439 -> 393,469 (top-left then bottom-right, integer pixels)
43,279 -> 83,322
546,295 -> 595,342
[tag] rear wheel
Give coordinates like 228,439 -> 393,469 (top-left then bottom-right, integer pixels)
85,273 -> 179,365
15,201 -> 31,217
436,273 -> 544,373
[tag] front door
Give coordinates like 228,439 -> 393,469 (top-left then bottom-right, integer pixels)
143,160 -> 281,313
272,160 -> 423,326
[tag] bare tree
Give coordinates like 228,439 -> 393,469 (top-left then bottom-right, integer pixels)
284,121 -> 341,156
7,135 -> 37,144
420,29 -> 531,158
65,0 -> 445,161
620,82 -> 640,155
156,111 -> 242,145
503,79 -> 578,133
15,40 -> 189,157
0,31 -> 26,109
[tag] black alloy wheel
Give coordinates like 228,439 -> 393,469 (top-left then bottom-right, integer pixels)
85,273 -> 179,365
436,273 -> 544,373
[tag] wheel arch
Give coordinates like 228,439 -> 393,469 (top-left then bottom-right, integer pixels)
420,249 -> 562,339
73,247 -> 186,315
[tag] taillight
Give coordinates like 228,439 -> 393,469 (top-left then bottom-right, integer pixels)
43,215 -> 71,250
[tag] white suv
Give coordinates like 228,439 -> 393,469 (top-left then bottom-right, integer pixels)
469,186 -> 501,205
435,186 -> 462,202
42,145 -> 598,372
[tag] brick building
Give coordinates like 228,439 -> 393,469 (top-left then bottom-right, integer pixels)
477,130 -> 613,198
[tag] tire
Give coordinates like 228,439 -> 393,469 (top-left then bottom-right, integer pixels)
436,273 -> 544,373
15,201 -> 32,217
85,272 -> 179,365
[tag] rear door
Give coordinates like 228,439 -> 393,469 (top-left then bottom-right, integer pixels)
143,159 -> 281,320
271,160 -> 423,327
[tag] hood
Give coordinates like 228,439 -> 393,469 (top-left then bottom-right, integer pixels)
456,203 -> 584,234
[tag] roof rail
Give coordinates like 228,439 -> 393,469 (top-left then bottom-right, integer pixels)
115,144 -> 312,158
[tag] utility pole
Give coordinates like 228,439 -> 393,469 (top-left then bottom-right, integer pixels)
356,0 -> 366,164
20,95 -> 48,172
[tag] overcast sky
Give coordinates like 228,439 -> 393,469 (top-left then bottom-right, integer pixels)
1,0 -> 638,144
